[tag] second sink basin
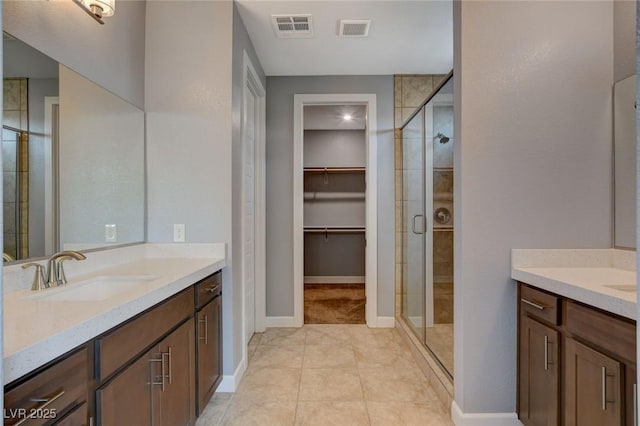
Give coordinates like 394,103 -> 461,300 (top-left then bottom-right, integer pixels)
26,275 -> 159,302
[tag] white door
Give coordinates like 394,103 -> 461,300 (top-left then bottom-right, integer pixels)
243,86 -> 257,343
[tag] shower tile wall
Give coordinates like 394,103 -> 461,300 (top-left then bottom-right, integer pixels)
3,78 -> 29,259
394,75 -> 451,322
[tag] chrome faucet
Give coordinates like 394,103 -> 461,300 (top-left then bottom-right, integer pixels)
46,251 -> 87,287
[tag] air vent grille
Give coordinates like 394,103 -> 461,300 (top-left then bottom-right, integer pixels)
272,15 -> 313,38
338,19 -> 371,37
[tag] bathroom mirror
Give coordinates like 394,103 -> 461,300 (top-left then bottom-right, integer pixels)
613,74 -> 636,249
2,34 -> 145,262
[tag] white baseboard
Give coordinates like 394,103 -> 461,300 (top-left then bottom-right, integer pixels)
452,401 -> 522,426
375,316 -> 395,328
304,276 -> 365,284
265,316 -> 298,328
217,356 -> 247,392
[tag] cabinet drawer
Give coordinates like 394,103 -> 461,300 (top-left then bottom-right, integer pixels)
195,273 -> 221,309
54,402 -> 87,426
519,284 -> 560,325
96,288 -> 194,381
4,348 -> 88,426
565,300 -> 636,363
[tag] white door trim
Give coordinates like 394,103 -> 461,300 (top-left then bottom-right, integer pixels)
241,51 -> 266,358
293,93 -> 378,327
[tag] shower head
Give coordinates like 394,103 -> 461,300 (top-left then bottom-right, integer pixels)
435,133 -> 450,144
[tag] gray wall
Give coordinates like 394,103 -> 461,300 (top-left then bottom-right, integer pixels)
454,0 -> 613,415
145,0 -> 238,375
304,130 -> 366,278
266,75 -> 395,317
614,0 -> 636,82
304,130 -> 366,167
3,0 -> 145,109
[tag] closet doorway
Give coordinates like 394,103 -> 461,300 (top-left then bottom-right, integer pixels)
293,94 -> 378,327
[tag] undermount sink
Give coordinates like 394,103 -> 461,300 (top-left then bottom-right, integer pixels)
604,284 -> 637,293
25,275 -> 159,302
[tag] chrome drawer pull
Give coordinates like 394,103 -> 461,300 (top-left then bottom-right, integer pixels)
14,389 -> 65,426
206,285 -> 219,293
521,298 -> 546,310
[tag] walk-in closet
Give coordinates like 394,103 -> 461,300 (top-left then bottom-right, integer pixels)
303,105 -> 366,324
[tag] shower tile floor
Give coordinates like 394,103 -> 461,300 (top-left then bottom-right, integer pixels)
196,325 -> 453,425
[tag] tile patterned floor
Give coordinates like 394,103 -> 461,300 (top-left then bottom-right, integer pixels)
196,325 -> 453,425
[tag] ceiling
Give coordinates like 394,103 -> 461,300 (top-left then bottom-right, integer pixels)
304,105 -> 366,130
235,0 -> 453,76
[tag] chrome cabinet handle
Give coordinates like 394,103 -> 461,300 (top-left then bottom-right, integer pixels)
544,335 -> 549,371
149,354 -> 166,392
411,214 -> 425,235
602,367 -> 607,411
14,389 -> 65,426
199,315 -> 209,344
166,346 -> 173,385
206,285 -> 219,293
521,298 -> 546,310
634,383 -> 637,426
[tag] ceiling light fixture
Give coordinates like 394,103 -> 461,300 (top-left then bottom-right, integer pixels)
343,114 -> 352,121
72,0 -> 115,25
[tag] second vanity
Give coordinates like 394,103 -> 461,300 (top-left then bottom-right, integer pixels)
2,243 -> 226,426
512,249 -> 637,426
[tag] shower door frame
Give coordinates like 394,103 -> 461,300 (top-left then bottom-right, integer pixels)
399,71 -> 454,379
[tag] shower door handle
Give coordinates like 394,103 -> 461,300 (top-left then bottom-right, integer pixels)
412,214 -> 426,234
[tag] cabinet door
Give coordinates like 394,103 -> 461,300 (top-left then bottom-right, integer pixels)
565,338 -> 623,426
625,365 -> 637,426
96,348 -> 154,426
518,316 -> 560,426
197,296 -> 222,414
156,319 -> 196,426
54,402 -> 87,426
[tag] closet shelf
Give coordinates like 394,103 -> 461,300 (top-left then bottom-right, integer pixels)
434,227 -> 454,232
304,167 -> 365,173
304,226 -> 365,234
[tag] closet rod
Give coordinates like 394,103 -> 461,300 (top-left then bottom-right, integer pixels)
304,226 -> 365,233
304,167 -> 365,173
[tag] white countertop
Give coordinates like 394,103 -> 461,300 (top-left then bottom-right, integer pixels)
3,244 -> 225,385
511,249 -> 637,320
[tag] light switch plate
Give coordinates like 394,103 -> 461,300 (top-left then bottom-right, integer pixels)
105,224 -> 117,242
173,224 -> 185,242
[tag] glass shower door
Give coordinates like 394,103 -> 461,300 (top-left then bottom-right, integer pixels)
401,109 -> 432,339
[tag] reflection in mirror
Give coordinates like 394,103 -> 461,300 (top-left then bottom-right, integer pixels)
3,33 -> 145,262
613,74 -> 636,249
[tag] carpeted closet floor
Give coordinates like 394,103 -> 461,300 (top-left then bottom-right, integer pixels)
304,284 -> 366,324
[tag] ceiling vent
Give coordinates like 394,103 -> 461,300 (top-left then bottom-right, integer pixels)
272,15 -> 313,38
338,19 -> 371,37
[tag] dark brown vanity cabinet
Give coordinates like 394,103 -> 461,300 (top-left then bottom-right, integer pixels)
195,273 -> 223,414
4,347 -> 90,426
517,282 -> 637,426
96,288 -> 196,426
519,315 -> 560,426
5,271 -> 223,426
